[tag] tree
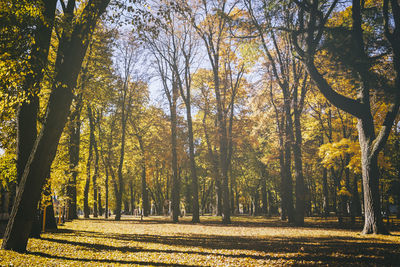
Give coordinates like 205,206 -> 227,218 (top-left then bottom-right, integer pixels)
111,36 -> 145,221
2,0 -> 110,252
181,0 -> 247,223
292,0 -> 400,234
145,5 -> 201,222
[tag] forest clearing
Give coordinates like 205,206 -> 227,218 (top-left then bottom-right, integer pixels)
1,0 -> 400,264
1,216 -> 400,266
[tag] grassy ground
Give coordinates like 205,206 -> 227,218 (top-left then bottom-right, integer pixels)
0,216 -> 400,266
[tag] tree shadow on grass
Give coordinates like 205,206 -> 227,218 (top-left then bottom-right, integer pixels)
27,251 -> 201,267
81,216 -> 400,231
38,227 -> 400,266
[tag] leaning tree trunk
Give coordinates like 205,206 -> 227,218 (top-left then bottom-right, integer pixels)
16,0 -> 56,191
1,0 -> 110,252
15,0 -> 56,237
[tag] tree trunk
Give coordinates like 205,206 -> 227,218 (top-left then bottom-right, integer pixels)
90,106 -> 99,218
254,190 -> 260,216
187,108 -> 200,223
16,0 -> 56,188
98,191 -> 103,216
261,173 -> 268,215
283,131 -> 295,223
67,94 -> 82,220
170,90 -> 180,222
267,190 -> 272,216
1,0 -> 109,252
352,174 -> 362,216
230,169 -> 235,215
16,0 -> 56,237
115,73 -> 131,222
358,119 -> 388,234
279,149 -> 287,220
322,167 -> 329,217
220,118 -> 231,224
84,105 -> 94,219
130,180 -> 134,215
104,160 -> 109,219
92,145 -> 98,218
215,179 -> 222,216
293,108 -> 305,226
138,136 -> 149,216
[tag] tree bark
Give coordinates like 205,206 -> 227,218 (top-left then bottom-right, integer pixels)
91,110 -> 99,218
129,180 -> 134,215
170,81 -> 180,223
358,119 -> 388,234
16,0 -> 56,188
98,191 -> 103,216
137,135 -> 149,216
322,167 -> 329,217
292,0 -> 400,234
105,167 -> 109,218
187,105 -> 200,222
84,105 -> 94,219
293,92 -> 305,226
67,93 -> 82,220
283,120 -> 295,223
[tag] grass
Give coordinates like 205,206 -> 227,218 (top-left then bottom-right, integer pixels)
0,216 -> 399,266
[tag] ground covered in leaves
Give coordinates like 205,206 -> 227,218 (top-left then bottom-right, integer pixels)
1,216 -> 400,266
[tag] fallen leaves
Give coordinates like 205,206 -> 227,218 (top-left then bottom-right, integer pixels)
0,216 -> 399,266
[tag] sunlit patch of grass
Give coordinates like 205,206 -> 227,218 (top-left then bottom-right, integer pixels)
0,216 -> 399,266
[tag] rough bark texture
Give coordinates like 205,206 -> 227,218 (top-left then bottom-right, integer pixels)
358,120 -> 388,234
2,0 -> 110,252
